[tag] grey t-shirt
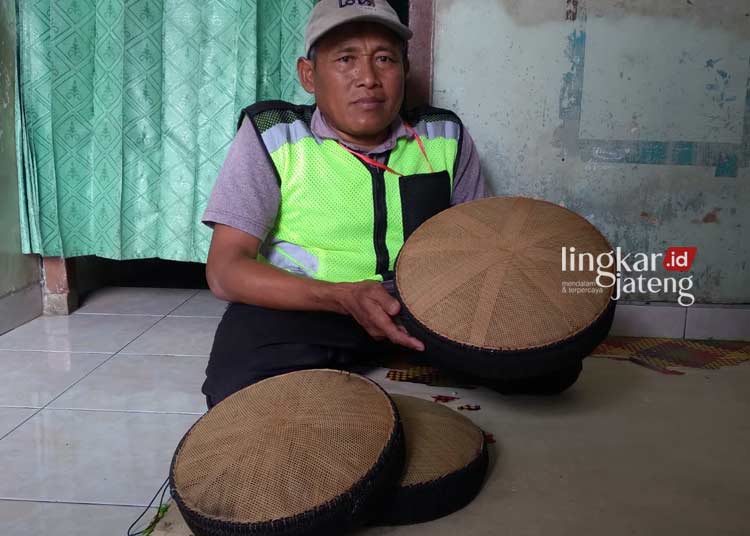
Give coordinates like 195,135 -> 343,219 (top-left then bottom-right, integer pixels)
202,107 -> 490,242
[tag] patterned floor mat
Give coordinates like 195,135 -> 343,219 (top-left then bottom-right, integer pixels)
591,336 -> 750,375
383,337 -> 750,383
385,365 -> 478,388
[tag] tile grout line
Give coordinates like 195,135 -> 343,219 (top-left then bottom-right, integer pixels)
71,287 -> 199,317
117,352 -> 210,358
120,292 -> 219,356
0,407 -> 43,443
1,301 -> 213,424
163,289 -> 202,316
83,300 -> 202,511
0,313 -> 170,354
74,288 -> 204,360
0,496 -> 158,509
0,349 -> 113,355
165,314 -> 223,319
36,316 -> 174,413
43,407 -> 204,416
72,312 -> 165,317
0,292 -> 207,508
0,313 -> 171,443
0,290 -> 217,353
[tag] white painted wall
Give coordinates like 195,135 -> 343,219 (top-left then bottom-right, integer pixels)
432,0 -> 750,303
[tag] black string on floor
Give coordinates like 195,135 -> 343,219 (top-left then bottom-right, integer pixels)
127,477 -> 170,536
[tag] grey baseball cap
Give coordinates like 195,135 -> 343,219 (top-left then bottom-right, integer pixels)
304,0 -> 413,57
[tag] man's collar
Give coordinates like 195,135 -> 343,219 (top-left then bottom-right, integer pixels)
310,107 -> 410,155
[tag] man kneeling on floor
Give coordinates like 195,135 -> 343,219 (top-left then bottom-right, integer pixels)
200,0 -> 563,409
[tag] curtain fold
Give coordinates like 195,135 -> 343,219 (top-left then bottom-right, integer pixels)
16,0 -> 313,262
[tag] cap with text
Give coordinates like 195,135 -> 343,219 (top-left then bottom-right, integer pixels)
305,0 -> 413,56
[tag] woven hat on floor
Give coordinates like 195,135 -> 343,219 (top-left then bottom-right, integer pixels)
169,369 -> 404,536
375,395 -> 488,525
395,196 -> 617,380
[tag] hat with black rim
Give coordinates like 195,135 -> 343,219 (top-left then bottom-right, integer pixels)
170,369 -> 405,536
373,394 -> 489,525
394,196 -> 617,390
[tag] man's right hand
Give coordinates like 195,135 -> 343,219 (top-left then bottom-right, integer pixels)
207,224 -> 425,352
332,281 -> 425,352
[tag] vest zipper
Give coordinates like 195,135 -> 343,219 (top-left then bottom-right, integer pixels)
369,164 -> 390,277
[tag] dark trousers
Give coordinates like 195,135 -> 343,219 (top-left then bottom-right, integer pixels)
202,303 -> 398,408
203,303 -> 583,409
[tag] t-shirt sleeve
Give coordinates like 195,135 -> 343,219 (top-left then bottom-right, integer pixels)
450,126 -> 492,205
201,117 -> 280,241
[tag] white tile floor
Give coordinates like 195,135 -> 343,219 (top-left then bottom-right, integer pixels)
2,288 -> 750,536
0,288 -> 226,535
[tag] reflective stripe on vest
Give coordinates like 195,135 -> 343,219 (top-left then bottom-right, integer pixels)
249,106 -> 461,283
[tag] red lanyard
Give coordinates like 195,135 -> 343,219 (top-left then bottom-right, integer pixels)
338,123 -> 435,176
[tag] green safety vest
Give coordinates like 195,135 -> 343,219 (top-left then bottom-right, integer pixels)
241,100 -> 463,283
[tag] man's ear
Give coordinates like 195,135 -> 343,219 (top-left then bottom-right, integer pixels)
297,57 -> 315,94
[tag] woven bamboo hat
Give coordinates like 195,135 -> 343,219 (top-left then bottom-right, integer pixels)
169,369 -> 404,536
375,395 -> 488,525
395,196 -> 616,379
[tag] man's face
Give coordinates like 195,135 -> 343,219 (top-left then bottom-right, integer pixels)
298,22 -> 408,145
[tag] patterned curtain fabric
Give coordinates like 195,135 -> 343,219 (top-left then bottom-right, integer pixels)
15,0 -> 313,261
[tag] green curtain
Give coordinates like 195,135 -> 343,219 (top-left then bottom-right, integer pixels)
15,0 -> 314,262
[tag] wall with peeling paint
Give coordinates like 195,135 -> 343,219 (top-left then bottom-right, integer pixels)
432,0 -> 750,304
0,1 -> 40,300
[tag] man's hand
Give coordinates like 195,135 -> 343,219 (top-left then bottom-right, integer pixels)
333,281 -> 425,352
207,224 -> 425,352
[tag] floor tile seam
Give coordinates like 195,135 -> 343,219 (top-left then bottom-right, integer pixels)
109,295 -> 213,356
0,349 -> 113,355
0,312 -> 165,355
42,407 -> 205,416
0,407 -> 44,442
0,496 -> 158,509
0,350 -> 143,412
35,353 -> 133,413
114,311 -> 182,354
118,351 -> 210,358
72,286 -> 199,317
165,314 -> 223,319
72,312 -> 165,317
163,289 -> 202,316
108,353 -> 209,360
34,316 -> 171,414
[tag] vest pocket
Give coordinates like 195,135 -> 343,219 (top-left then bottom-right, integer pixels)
399,170 -> 452,241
